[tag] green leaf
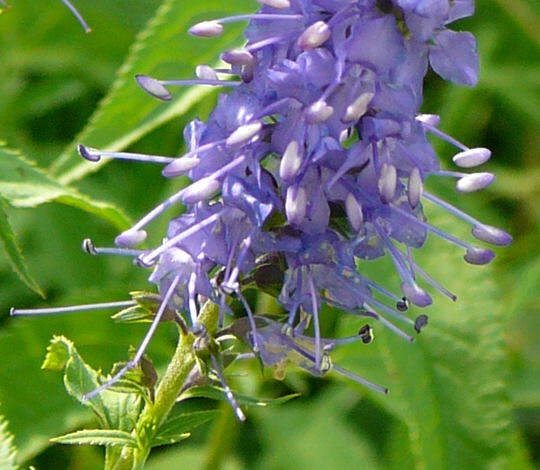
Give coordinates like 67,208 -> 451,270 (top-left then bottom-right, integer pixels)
51,429 -> 137,448
0,198 -> 44,297
42,336 -> 142,432
335,210 -> 514,469
50,0 -> 253,185
180,385 -> 299,407
152,410 -> 220,447
0,415 -> 18,470
253,386 -> 382,470
0,143 -> 131,231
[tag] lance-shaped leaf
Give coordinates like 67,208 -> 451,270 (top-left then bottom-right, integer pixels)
51,429 -> 137,448
0,143 -> 131,231
50,0 -> 253,185
0,198 -> 44,297
180,385 -> 299,407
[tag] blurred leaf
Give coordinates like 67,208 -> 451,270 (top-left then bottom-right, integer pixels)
42,336 -> 142,432
147,446 -> 242,470
335,210 -> 514,469
152,410 -> 220,447
0,415 -> 18,470
180,385 -> 299,408
0,143 -> 131,230
0,198 -> 44,297
253,387 -> 382,470
50,0 -> 253,185
51,429 -> 137,448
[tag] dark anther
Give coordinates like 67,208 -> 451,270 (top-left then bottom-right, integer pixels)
396,296 -> 408,311
345,24 -> 352,38
134,256 -> 155,268
358,324 -> 374,344
414,314 -> 429,333
82,238 -> 97,255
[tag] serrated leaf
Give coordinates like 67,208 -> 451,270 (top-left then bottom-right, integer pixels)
0,198 -> 44,297
0,143 -> 131,231
335,210 -> 514,469
0,415 -> 18,470
50,0 -> 253,185
51,429 -> 137,448
180,385 -> 299,407
152,409 -> 220,447
112,306 -> 154,324
42,336 -> 142,432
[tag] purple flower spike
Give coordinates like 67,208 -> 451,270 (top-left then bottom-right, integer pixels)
16,0 -> 512,406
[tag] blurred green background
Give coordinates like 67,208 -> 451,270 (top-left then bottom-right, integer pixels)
0,0 -> 538,468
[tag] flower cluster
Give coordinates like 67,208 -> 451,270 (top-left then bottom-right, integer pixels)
12,0 -> 512,415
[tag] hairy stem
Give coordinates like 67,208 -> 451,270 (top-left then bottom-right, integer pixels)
113,301 -> 219,469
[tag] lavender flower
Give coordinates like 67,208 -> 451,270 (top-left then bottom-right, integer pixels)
12,0 -> 511,417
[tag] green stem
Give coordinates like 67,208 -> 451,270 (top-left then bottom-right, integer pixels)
202,403 -> 236,470
113,301 -> 220,469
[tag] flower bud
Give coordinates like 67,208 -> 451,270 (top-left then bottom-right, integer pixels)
226,121 -> 262,147
279,141 -> 302,182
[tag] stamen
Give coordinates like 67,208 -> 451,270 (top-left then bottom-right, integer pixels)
279,141 -> 302,183
258,0 -> 291,9
236,290 -> 261,352
423,192 -> 512,246
396,297 -> 409,311
83,275 -> 181,400
333,365 -> 388,394
455,172 -> 495,193
221,49 -> 255,67
343,92 -> 374,122
452,148 -> 491,168
297,21 -> 331,50
188,272 -> 199,327
285,186 -> 307,225
367,298 -> 415,326
60,0 -> 91,33
10,300 -> 136,317
463,246 -> 495,265
408,167 -> 423,209
195,64 -> 218,80
210,355 -> 246,421
378,163 -> 397,204
116,229 -> 147,248
82,238 -> 144,257
307,271 -> 322,369
305,101 -> 334,124
226,121 -> 262,146
188,21 -> 224,38
358,307 -> 415,343
161,157 -> 201,178
78,144 -> 175,164
162,138 -> 226,176
420,121 -> 468,151
136,74 -> 241,101
415,114 -> 441,127
137,212 -> 222,266
181,177 -> 221,204
222,235 -> 253,293
414,314 -> 429,333
345,193 -> 364,231
189,14 -> 302,38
